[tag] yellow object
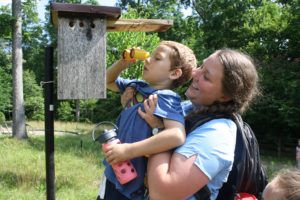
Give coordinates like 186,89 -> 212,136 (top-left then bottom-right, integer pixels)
122,49 -> 132,60
122,48 -> 149,61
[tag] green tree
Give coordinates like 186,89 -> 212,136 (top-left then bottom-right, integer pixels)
240,1 -> 300,145
188,0 -> 261,51
116,0 -> 202,52
24,70 -> 44,120
242,1 -> 290,60
0,5 -> 12,40
0,5 -> 13,120
283,0 -> 300,58
57,101 -> 74,121
247,59 -> 300,143
0,66 -> 12,117
22,0 -> 48,83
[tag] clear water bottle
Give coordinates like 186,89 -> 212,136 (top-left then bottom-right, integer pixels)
92,122 -> 137,184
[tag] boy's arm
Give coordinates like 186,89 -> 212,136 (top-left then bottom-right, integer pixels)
104,119 -> 185,164
106,59 -> 132,92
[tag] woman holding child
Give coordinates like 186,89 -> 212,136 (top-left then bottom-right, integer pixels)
105,48 -> 260,200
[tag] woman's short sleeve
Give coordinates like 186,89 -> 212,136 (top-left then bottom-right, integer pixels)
175,118 -> 236,199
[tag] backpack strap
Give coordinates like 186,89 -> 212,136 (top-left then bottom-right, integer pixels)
186,113 -> 232,133
185,113 -> 235,200
216,113 -> 241,200
191,113 -> 267,200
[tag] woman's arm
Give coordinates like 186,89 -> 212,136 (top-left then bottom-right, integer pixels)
147,152 -> 209,200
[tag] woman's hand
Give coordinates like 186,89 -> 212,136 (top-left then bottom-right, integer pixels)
138,94 -> 164,129
103,143 -> 133,165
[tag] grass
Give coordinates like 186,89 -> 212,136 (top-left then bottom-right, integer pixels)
0,121 -> 297,199
261,154 -> 297,179
26,121 -> 95,134
0,121 -> 104,200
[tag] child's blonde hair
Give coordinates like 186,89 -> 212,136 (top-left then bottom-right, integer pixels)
274,169 -> 300,200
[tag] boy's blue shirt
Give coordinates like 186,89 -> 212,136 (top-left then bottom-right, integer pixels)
104,77 -> 184,200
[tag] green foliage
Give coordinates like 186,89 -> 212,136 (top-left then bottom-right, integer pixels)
78,92 -> 123,123
118,0 -> 181,18
242,1 -> 290,59
107,8 -> 160,79
107,29 -> 159,79
57,101 -> 75,121
94,91 -> 123,123
83,0 -> 99,5
21,1 -> 48,83
283,0 -> 300,58
0,112 -> 5,123
0,6 -> 12,39
116,0 -> 204,59
24,70 -> 44,120
261,155 -> 296,179
0,66 -> 12,115
74,99 -> 98,123
0,6 -> 12,119
246,59 -> 300,141
191,0 -> 257,49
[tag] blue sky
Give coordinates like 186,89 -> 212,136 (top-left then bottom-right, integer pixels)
0,0 -> 117,21
0,0 -> 191,21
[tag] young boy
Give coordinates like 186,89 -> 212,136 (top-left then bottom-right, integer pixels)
98,41 -> 197,200
262,169 -> 300,200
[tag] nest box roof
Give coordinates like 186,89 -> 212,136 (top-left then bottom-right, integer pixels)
51,3 -> 173,32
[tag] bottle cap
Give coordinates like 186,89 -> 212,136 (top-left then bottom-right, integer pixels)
96,129 -> 117,143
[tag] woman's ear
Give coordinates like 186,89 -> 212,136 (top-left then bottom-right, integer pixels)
169,68 -> 182,80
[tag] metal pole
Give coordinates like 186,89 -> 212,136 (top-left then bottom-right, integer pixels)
44,46 -> 55,200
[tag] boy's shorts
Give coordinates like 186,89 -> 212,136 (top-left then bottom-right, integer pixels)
97,177 -> 130,200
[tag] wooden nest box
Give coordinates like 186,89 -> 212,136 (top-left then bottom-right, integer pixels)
51,3 -> 173,99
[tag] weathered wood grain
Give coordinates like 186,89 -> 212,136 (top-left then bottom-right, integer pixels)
57,17 -> 106,99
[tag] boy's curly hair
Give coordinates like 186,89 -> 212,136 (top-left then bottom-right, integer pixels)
160,41 -> 197,88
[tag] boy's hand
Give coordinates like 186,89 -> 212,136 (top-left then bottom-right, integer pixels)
121,87 -> 136,107
104,143 -> 133,165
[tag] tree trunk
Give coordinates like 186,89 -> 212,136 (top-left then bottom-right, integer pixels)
76,100 -> 80,122
12,0 -> 27,139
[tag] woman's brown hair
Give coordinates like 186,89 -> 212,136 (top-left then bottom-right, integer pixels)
188,48 -> 260,116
